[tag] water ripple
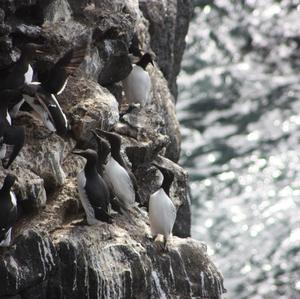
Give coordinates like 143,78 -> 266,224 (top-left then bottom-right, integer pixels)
178,1 -> 300,298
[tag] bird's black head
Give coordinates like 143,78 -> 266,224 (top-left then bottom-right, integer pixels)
91,130 -> 111,164
72,148 -> 98,164
153,163 -> 174,196
136,53 -> 154,70
96,129 -> 122,161
2,174 -> 17,191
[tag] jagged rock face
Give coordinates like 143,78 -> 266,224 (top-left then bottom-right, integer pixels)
0,229 -> 225,299
0,0 -> 225,298
140,0 -> 193,100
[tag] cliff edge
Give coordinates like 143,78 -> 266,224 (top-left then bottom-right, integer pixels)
0,1 -> 226,298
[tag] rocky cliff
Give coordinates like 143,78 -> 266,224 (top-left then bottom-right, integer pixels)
0,0 -> 226,298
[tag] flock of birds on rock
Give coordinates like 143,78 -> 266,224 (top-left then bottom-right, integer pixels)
0,36 -> 177,252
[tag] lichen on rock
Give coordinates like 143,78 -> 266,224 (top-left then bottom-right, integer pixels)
0,0 -> 226,298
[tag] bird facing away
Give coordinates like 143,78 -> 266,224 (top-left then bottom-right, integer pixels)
93,129 -> 137,211
72,148 -> 112,225
122,53 -> 153,108
149,164 -> 177,250
23,43 -> 87,136
0,174 -> 18,247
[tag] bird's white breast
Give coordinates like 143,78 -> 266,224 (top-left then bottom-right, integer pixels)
25,64 -> 33,84
57,78 -> 68,95
6,110 -> 11,125
0,228 -> 12,247
149,188 -> 177,237
104,156 -> 135,209
0,144 -> 6,159
10,191 -> 17,207
50,94 -> 68,129
123,65 -> 151,106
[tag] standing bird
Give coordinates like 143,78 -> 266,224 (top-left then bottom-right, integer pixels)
93,129 -> 138,211
72,149 -> 112,225
23,44 -> 87,136
0,90 -> 26,169
0,43 -> 45,117
149,164 -> 177,251
0,174 -> 18,247
0,43 -> 44,91
122,53 -> 153,109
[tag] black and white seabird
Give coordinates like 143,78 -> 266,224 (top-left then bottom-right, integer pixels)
0,43 -> 44,91
94,129 -> 138,211
23,44 -> 87,136
0,43 -> 45,117
95,129 -> 141,203
0,91 -> 25,169
0,174 -> 17,247
149,164 -> 177,250
122,53 -> 153,108
72,148 -> 112,225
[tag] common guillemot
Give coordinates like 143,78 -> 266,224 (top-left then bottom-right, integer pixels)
23,44 -> 87,136
0,91 -> 25,169
94,129 -> 138,211
0,174 -> 18,247
72,148 -> 112,225
149,164 -> 177,250
122,52 -> 153,108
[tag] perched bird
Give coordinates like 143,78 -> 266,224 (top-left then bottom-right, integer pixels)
122,52 -> 153,108
95,129 -> 141,203
149,164 -> 177,250
23,44 -> 87,136
0,43 -> 45,117
38,44 -> 87,95
0,43 -> 44,91
0,174 -> 18,247
23,84 -> 68,136
72,148 -> 112,225
0,91 -> 25,169
93,129 -> 138,211
0,126 -> 25,169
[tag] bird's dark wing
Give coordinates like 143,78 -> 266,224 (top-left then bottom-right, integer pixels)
42,44 -> 87,94
85,174 -> 110,212
0,193 -> 17,230
45,94 -> 68,136
2,126 -> 25,169
85,175 -> 112,223
0,89 -> 23,111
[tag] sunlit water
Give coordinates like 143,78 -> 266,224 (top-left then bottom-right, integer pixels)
177,1 -> 300,298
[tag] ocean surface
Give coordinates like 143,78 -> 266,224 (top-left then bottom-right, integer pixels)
177,1 -> 300,298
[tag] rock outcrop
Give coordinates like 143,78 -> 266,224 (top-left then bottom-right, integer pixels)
0,0 -> 225,298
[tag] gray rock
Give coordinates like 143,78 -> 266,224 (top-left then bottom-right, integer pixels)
140,0 -> 194,100
0,0 -> 225,297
